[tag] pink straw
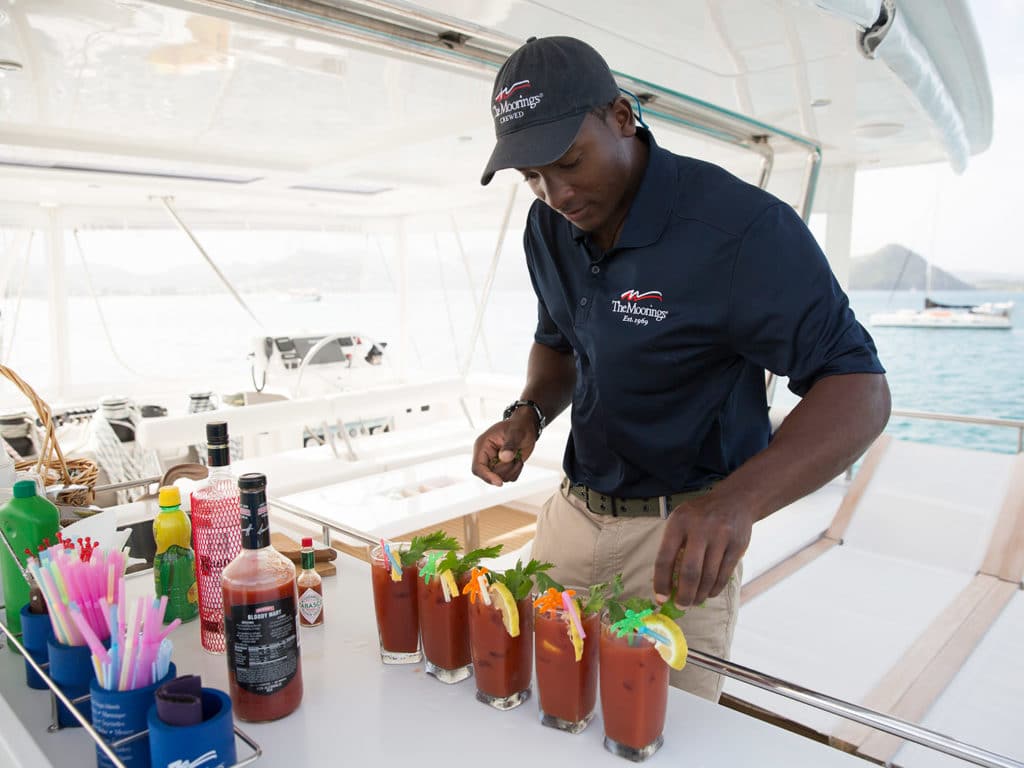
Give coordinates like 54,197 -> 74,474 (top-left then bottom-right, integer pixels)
562,590 -> 586,640
69,605 -> 112,666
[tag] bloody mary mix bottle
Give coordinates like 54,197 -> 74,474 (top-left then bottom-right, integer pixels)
222,473 -> 303,722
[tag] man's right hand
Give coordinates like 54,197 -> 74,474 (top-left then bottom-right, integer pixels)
471,410 -> 539,486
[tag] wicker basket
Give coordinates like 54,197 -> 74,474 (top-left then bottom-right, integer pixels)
0,365 -> 98,506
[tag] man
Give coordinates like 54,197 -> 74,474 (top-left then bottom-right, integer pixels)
471,36 -> 890,701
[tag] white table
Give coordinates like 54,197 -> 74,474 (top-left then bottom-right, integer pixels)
0,554 -> 875,768
276,454 -> 561,549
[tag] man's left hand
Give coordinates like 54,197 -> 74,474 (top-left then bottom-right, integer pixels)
652,494 -> 754,607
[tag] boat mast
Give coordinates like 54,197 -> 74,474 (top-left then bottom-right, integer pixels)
44,208 -> 71,400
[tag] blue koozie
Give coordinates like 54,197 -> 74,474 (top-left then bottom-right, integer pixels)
147,688 -> 237,768
20,604 -> 54,689
47,638 -> 96,727
91,663 -> 176,768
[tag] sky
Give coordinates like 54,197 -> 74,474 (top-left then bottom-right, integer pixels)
849,0 -> 1024,276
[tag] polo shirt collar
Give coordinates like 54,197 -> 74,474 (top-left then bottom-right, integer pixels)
571,127 -> 677,250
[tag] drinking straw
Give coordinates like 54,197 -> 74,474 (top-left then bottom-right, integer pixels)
118,596 -> 145,691
69,604 -> 112,667
440,574 -> 451,602
561,591 -> 586,639
637,626 -> 670,646
29,560 -> 70,644
38,567 -> 78,645
382,539 -> 403,581
477,573 -> 492,606
157,618 -> 182,644
155,638 -> 173,682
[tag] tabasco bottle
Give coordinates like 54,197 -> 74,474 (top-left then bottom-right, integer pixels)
297,537 -> 324,628
222,473 -> 303,721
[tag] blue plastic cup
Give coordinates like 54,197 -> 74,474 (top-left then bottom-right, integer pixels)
20,605 -> 54,689
47,638 -> 96,727
91,663 -> 176,768
147,688 -> 237,768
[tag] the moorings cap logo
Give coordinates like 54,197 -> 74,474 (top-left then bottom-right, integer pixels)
495,79 -> 532,102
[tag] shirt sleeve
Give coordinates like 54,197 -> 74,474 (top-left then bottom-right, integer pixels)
524,219 -> 573,353
727,202 -> 885,397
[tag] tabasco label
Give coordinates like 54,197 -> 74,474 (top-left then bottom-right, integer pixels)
298,588 -> 324,626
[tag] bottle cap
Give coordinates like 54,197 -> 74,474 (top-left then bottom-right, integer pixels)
238,473 -> 266,492
301,537 -> 313,547
12,479 -> 37,499
205,421 -> 229,445
158,486 -> 181,508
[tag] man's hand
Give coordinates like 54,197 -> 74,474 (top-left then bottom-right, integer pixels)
471,409 -> 538,486
652,493 -> 754,607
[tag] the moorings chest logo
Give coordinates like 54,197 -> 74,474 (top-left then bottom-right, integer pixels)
611,289 -> 668,326
493,79 -> 544,125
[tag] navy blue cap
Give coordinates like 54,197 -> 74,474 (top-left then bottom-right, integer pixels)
481,36 -> 620,185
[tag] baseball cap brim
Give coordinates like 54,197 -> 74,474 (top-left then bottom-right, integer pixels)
480,110 -> 588,185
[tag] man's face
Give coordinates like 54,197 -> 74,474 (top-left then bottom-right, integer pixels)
517,101 -> 636,235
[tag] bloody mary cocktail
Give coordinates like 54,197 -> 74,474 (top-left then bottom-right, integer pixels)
535,606 -> 599,733
369,543 -> 421,664
417,564 -> 471,684
468,592 -> 533,709
599,615 -> 669,760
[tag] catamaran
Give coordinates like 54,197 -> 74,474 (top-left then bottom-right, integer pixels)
0,2 -> 1021,767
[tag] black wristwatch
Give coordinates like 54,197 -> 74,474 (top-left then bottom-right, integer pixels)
503,399 -> 546,438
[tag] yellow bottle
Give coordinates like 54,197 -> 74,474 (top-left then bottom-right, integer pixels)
153,486 -> 198,623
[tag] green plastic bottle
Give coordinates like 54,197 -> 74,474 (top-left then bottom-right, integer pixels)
0,480 -> 60,636
153,486 -> 199,623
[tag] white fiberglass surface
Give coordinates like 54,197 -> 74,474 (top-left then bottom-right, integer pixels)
841,440 -> 1014,574
741,477 -> 847,584
891,592 -> 1024,768
725,546 -> 972,735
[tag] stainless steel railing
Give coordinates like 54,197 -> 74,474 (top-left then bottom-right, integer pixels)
891,408 -> 1024,453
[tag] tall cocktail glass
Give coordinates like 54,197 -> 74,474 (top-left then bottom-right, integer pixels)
369,542 -> 421,664
535,605 -> 599,733
599,614 -> 669,761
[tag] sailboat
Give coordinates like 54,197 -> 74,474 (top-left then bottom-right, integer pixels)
870,297 -> 1013,328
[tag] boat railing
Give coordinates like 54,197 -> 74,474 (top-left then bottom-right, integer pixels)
891,408 -> 1024,453
265,501 -> 1024,768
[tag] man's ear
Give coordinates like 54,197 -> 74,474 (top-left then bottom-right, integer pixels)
611,96 -> 637,138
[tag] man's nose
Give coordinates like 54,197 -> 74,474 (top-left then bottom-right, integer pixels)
542,176 -> 574,212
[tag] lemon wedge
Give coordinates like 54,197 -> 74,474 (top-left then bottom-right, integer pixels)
566,615 -> 584,662
488,582 -> 520,637
642,613 -> 688,670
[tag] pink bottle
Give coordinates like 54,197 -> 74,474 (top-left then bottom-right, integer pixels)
190,421 -> 242,653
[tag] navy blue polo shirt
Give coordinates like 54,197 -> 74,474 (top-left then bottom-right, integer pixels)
524,128 -> 884,497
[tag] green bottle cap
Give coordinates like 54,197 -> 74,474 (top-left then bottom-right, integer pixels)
12,479 -> 37,499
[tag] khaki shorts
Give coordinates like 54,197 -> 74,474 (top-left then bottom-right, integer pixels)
530,482 -> 742,702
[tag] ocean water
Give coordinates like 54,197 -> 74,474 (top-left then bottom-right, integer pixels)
2,289 -> 1021,454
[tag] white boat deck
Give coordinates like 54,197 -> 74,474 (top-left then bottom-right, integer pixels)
0,556 -> 877,768
893,591 -> 1024,768
726,438 -> 1024,765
